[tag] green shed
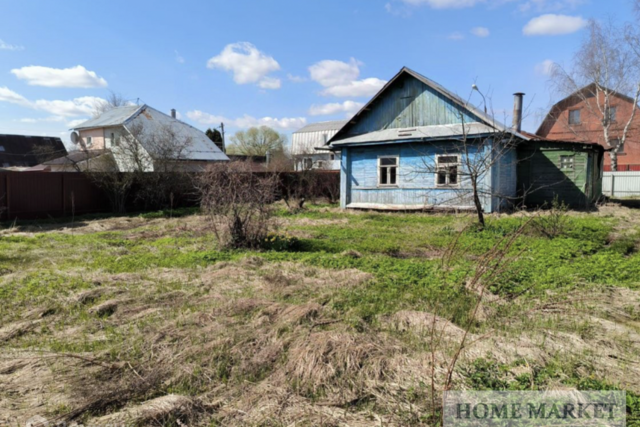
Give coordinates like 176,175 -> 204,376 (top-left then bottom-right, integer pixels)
517,137 -> 605,209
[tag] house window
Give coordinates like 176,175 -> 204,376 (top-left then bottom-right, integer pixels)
607,106 -> 617,123
568,109 -> 581,125
0,146 -> 5,152
330,153 -> 335,161
303,158 -> 313,170
436,155 -> 459,187
378,156 -> 398,186
560,155 -> 575,170
86,136 -> 93,146
612,138 -> 624,153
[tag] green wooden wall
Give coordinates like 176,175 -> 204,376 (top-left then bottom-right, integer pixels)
517,142 -> 601,209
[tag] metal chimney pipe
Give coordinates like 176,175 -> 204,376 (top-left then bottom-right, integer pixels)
512,93 -> 525,133
170,109 -> 176,119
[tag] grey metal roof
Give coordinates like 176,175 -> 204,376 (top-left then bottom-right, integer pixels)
124,106 -> 228,161
294,120 -> 348,134
329,67 -> 530,146
330,123 -> 497,146
72,105 -> 142,130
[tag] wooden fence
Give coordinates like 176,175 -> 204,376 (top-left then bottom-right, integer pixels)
0,171 -> 340,221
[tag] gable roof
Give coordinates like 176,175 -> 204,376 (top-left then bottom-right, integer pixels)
72,105 -> 142,130
294,120 -> 348,134
73,105 -> 228,162
328,67 -> 530,146
0,134 -> 67,167
536,83 -> 638,136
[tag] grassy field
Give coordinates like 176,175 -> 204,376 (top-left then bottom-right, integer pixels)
0,204 -> 639,426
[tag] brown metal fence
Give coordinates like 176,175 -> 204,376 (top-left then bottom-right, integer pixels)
0,172 -> 110,220
0,171 -> 340,221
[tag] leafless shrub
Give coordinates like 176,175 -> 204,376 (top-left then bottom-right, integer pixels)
199,162 -> 279,249
530,197 -> 570,238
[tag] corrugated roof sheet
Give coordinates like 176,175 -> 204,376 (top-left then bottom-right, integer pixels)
330,123 -> 497,146
72,105 -> 142,130
294,120 -> 348,134
124,106 -> 228,161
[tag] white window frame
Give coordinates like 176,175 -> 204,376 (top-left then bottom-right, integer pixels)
568,109 -> 581,125
435,154 -> 461,188
560,155 -> 575,170
85,136 -> 93,147
378,156 -> 399,187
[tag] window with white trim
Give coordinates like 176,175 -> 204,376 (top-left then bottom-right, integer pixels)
86,136 -> 93,146
436,155 -> 459,187
568,109 -> 581,125
378,156 -> 398,186
560,155 -> 575,170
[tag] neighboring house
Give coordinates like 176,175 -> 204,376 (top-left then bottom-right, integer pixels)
36,150 -> 111,172
0,134 -> 67,170
291,121 -> 347,171
60,104 -> 228,172
327,67 -> 605,212
537,83 -> 640,171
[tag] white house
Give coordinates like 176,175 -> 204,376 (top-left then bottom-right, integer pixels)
291,120 -> 347,171
52,104 -> 228,172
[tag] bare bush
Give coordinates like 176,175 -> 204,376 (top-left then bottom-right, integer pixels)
199,162 -> 279,249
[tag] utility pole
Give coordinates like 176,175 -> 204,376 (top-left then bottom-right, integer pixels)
220,122 -> 225,153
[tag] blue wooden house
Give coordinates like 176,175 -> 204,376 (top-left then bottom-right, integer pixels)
326,67 -> 528,213
326,67 -> 605,212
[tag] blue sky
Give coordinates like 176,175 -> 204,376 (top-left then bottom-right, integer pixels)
0,0 -> 632,146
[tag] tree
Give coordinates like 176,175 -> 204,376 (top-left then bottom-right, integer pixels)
227,126 -> 287,157
205,128 -> 224,152
93,91 -> 130,117
550,19 -> 640,171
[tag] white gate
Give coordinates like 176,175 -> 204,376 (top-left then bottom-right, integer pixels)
603,171 -> 640,197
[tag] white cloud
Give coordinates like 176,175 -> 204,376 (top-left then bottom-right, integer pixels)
471,27 -> 490,37
186,110 -> 306,131
535,59 -> 556,75
10,65 -> 108,88
258,76 -> 282,90
400,0 -> 479,8
287,74 -> 307,83
174,50 -> 185,64
0,39 -> 24,51
309,58 -> 386,98
32,96 -> 103,117
207,42 -> 281,90
309,100 -> 364,117
67,118 -> 89,128
518,0 -> 585,13
523,14 -> 587,36
0,86 -> 30,106
0,86 -> 104,117
448,32 -> 465,40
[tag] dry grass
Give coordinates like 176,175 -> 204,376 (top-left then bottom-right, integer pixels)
0,207 -> 639,426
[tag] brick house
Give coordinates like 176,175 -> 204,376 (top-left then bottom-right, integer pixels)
536,83 -> 640,171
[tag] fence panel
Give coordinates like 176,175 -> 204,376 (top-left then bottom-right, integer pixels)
603,171 -> 640,197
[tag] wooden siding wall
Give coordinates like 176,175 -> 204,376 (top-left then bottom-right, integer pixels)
517,145 -> 595,208
342,141 -> 510,211
346,76 -> 480,136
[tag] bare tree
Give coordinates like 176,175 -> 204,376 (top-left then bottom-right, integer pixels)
550,19 -> 640,171
198,162 -> 279,249
412,123 -> 519,229
93,91 -> 131,118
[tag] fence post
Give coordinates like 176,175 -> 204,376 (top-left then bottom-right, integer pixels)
611,173 -> 615,198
